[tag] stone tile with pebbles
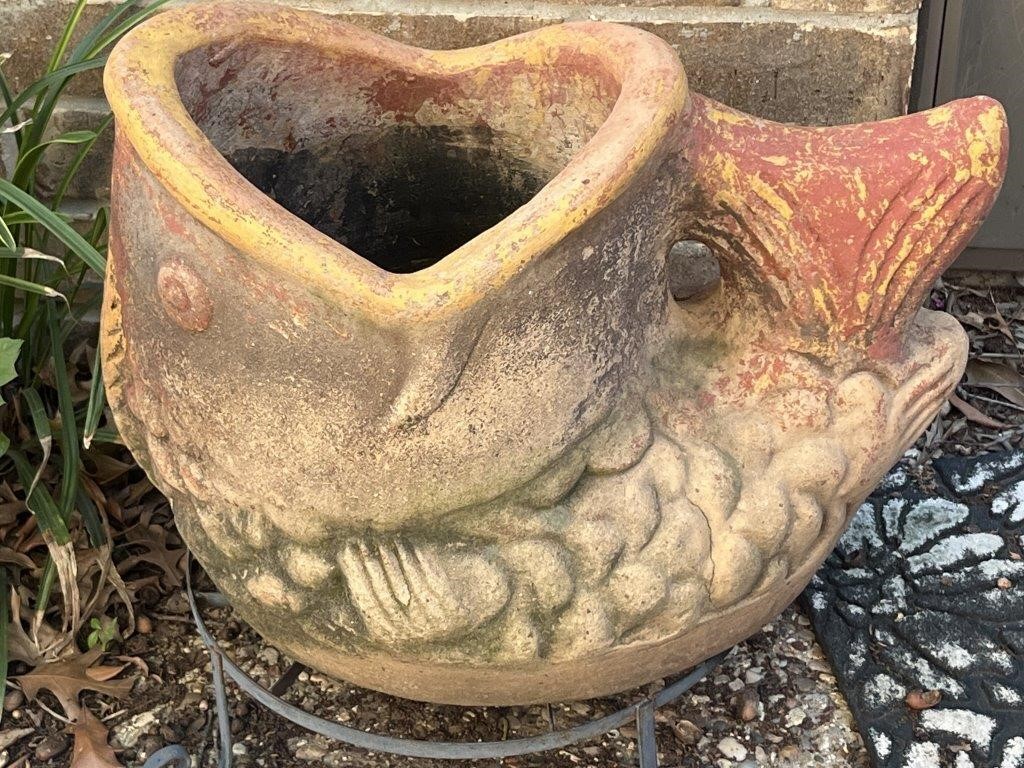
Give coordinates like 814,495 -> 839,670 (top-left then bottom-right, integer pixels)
806,451 -> 1024,768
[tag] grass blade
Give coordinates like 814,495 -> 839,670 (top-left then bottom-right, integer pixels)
89,426 -> 122,446
11,130 -> 99,184
0,248 -> 65,267
0,273 -> 66,303
0,57 -> 108,132
0,179 -> 104,274
51,114 -> 112,210
75,483 -> 104,547
0,218 -> 14,252
8,449 -> 69,545
45,0 -> 89,75
2,211 -> 71,227
47,305 -> 79,523
82,349 -> 104,449
86,0 -> 172,59
20,387 -> 52,503
67,0 -> 150,64
0,567 -> 7,720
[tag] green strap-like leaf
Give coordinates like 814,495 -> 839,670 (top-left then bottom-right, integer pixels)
75,483 -> 105,547
11,129 -> 99,183
0,567 -> 7,719
8,449 -> 70,545
0,338 -> 20,403
46,0 -> 89,75
47,305 -> 79,524
0,179 -> 104,274
0,218 -> 14,252
21,387 -> 52,499
0,273 -> 66,302
83,348 -> 105,449
51,114 -> 113,210
0,57 -> 108,132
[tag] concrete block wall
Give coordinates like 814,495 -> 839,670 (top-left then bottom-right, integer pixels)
1,0 -> 922,208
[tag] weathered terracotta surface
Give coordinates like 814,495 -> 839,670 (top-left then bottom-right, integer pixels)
101,2 -> 1008,704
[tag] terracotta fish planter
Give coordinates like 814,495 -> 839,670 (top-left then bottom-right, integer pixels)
102,2 -> 1008,704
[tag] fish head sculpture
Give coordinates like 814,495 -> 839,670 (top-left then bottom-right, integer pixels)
102,1 -> 1007,704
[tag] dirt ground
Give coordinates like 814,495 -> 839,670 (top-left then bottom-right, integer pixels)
6,593 -> 869,767
8,272 -> 1024,768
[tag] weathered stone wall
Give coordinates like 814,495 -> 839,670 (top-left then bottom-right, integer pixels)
1,0 -> 921,204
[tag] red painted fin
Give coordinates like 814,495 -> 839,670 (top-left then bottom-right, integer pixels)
678,94 -> 1008,357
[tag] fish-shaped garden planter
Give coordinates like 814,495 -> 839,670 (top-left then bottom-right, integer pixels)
101,2 -> 1007,704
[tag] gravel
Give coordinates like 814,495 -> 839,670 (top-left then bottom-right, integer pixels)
14,595 -> 867,767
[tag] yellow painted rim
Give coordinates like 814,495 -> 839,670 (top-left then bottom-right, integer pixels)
104,2 -> 687,322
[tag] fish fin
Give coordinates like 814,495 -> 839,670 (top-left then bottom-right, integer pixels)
678,94 -> 1007,357
387,314 -> 487,429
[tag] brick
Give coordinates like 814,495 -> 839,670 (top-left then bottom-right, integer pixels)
310,11 -> 916,124
15,0 -> 918,201
1,2 -> 919,118
552,0 -> 741,6
0,3 -> 111,98
770,1 -> 920,11
644,19 -> 917,124
555,0 -> 918,8
35,97 -> 112,202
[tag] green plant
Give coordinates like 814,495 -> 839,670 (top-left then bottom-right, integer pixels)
0,0 -> 168,701
85,615 -> 118,651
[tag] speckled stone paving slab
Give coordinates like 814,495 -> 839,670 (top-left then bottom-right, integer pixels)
805,451 -> 1024,768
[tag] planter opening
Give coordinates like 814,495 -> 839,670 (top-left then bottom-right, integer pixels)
174,39 -> 617,273
224,125 -> 546,273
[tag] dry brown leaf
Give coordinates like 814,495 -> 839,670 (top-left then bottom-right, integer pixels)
35,539 -> 80,643
0,500 -> 25,527
117,512 -> 186,590
905,689 -> 941,710
83,452 -> 135,485
990,302 -> 1016,341
0,547 -> 35,570
949,392 -> 1009,429
70,708 -> 124,768
0,727 -> 35,751
964,360 -> 1024,408
117,477 -> 155,508
15,647 -> 135,716
114,654 -> 150,678
959,311 -> 990,333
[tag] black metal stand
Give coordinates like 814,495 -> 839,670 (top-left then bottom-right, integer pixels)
142,558 -> 728,768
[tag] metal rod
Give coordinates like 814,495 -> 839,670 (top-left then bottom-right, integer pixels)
211,650 -> 233,768
636,700 -> 659,768
184,555 -> 727,763
140,745 -> 192,768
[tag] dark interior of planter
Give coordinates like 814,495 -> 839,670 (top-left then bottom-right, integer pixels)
223,126 -> 546,273
172,38 -> 612,274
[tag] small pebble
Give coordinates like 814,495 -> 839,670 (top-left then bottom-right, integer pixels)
785,707 -> 807,728
672,719 -> 702,745
232,743 -> 248,756
34,733 -> 71,762
736,689 -> 759,722
779,744 -> 802,761
3,690 -> 23,712
136,615 -> 154,634
717,736 -> 748,761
